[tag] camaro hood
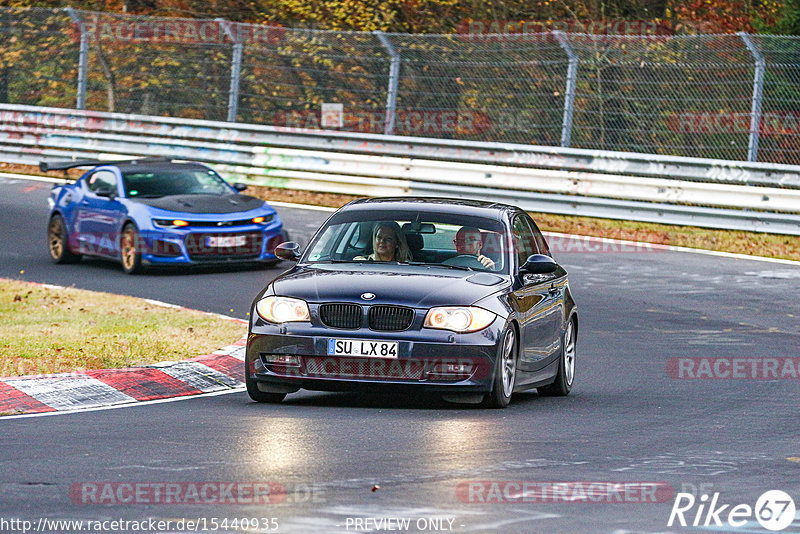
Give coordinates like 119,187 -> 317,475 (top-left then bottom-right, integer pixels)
271,264 -> 507,308
131,194 -> 265,214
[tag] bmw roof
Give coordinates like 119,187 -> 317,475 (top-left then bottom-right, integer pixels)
340,197 -> 519,219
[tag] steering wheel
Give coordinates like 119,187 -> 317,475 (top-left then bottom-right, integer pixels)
443,254 -> 486,270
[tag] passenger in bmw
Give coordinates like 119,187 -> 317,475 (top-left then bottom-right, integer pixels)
354,221 -> 412,262
445,226 -> 496,270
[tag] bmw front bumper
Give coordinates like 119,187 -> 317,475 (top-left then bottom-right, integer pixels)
245,319 -> 505,394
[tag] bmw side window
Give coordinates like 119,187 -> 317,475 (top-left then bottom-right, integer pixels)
87,170 -> 117,195
512,215 -> 538,269
528,217 -> 551,257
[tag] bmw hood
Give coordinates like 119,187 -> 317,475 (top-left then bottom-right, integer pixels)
271,264 -> 507,308
131,194 -> 265,214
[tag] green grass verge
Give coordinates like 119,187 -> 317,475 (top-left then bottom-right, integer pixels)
0,279 -> 246,377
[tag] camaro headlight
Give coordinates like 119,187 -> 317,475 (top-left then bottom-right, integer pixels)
256,296 -> 310,323
153,219 -> 189,228
424,306 -> 496,333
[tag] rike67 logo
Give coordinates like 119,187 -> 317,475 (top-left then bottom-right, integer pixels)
668,490 -> 796,531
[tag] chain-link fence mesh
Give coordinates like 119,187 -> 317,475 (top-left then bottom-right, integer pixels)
2,7 -> 799,164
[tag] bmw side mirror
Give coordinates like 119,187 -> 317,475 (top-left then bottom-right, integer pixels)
275,242 -> 301,261
233,182 -> 248,192
520,254 -> 558,274
96,190 -> 116,199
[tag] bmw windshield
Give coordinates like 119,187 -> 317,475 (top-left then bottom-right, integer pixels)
303,210 -> 509,274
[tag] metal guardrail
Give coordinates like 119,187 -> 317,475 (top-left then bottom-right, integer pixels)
2,103 -> 800,235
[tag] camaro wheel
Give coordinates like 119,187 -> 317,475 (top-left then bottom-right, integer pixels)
120,224 -> 144,275
482,325 -> 517,408
245,368 -> 287,404
539,317 -> 576,397
47,214 -> 81,264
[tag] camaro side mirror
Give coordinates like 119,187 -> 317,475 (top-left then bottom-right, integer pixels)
275,241 -> 302,261
233,182 -> 248,192
96,189 -> 116,199
520,254 -> 558,274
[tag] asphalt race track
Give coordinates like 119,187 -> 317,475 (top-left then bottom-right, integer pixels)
2,176 -> 800,533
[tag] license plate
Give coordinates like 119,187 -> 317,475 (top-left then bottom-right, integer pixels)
206,235 -> 246,247
327,339 -> 399,358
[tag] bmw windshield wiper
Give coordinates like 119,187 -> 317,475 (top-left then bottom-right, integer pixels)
134,194 -> 165,198
406,261 -> 473,272
309,259 -> 361,263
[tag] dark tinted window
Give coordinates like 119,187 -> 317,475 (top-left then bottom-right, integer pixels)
122,168 -> 231,198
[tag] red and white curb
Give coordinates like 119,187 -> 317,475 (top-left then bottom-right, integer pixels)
0,336 -> 248,416
0,280 -> 250,417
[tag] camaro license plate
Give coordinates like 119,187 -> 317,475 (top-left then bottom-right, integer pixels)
206,235 -> 247,247
327,339 -> 399,359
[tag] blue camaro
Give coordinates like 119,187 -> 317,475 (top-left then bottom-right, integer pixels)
44,158 -> 286,274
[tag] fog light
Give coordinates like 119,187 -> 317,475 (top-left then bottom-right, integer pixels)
263,354 -> 301,367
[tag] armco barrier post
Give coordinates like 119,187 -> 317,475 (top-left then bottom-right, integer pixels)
65,7 -> 88,110
374,31 -> 400,135
217,18 -> 243,122
554,31 -> 578,148
739,32 -> 765,163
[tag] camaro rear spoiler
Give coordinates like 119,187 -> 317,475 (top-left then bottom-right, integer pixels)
39,157 -> 171,172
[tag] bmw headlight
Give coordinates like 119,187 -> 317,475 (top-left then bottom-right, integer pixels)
256,296 -> 310,323
424,306 -> 496,333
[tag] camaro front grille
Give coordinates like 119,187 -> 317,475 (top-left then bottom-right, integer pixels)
319,304 -> 362,329
368,305 -> 414,331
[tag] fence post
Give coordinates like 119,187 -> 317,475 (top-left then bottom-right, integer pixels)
218,18 -> 242,122
374,31 -> 400,135
739,32 -> 765,163
65,8 -> 88,110
554,31 -> 578,148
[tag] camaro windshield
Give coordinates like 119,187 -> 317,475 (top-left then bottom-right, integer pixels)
304,210 -> 509,273
122,169 -> 232,198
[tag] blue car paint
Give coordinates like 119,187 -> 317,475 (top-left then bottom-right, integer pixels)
48,163 -> 285,268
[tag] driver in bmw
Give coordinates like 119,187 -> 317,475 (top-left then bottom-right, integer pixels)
448,226 -> 495,269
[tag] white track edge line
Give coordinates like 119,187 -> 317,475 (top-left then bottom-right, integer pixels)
0,387 -> 245,420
